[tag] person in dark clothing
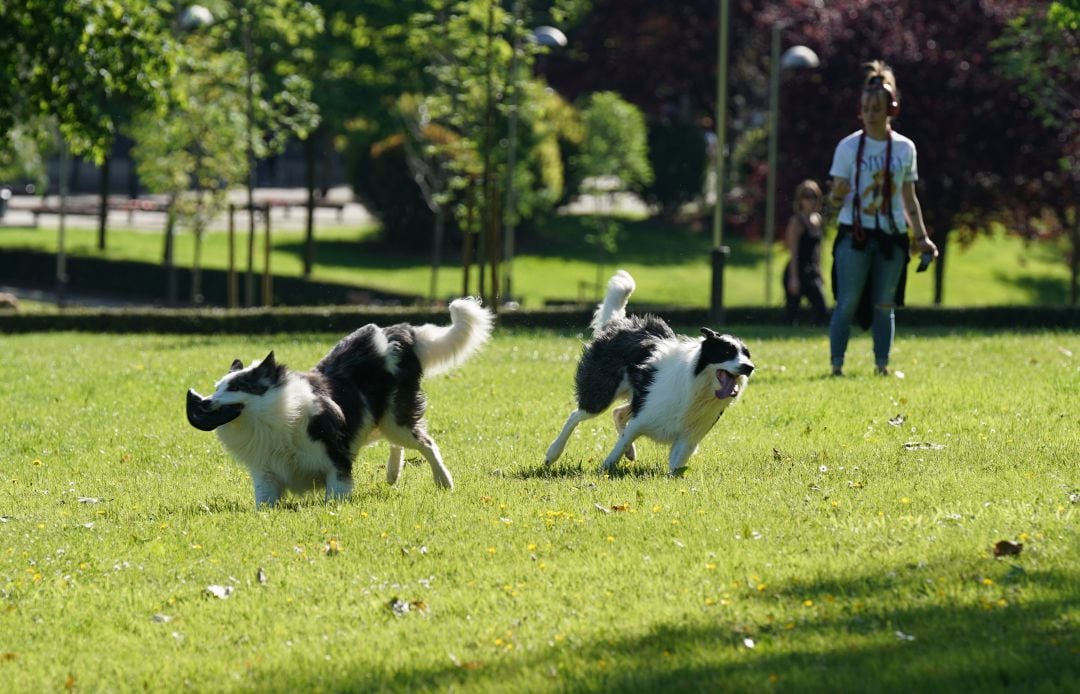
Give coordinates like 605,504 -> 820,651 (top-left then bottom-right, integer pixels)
783,179 -> 828,325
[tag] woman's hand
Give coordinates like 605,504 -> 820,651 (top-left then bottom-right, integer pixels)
915,235 -> 938,257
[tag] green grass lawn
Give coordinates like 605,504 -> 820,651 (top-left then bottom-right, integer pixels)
0,216 -> 1072,308
1,326 -> 1077,691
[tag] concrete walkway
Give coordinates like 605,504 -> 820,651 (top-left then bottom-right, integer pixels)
0,186 -> 375,233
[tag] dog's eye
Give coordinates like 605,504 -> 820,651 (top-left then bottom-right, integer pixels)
226,382 -> 241,392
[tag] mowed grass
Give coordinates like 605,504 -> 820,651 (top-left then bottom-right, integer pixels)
1,327 -> 1077,692
0,216 -> 1071,307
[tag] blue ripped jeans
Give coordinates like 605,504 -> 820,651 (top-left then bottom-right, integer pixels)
829,233 -> 906,370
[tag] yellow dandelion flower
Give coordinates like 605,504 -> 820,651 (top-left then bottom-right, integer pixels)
803,599 -> 814,607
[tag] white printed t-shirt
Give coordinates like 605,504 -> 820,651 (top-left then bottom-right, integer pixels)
829,129 -> 917,234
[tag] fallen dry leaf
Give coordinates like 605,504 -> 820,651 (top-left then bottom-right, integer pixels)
324,539 -> 342,556
611,504 -> 630,512
993,540 -> 1023,558
594,503 -> 611,514
888,414 -> 905,427
257,567 -> 268,584
448,653 -> 484,670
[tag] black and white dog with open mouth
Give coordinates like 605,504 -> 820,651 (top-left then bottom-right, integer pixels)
545,271 -> 754,476
186,298 -> 493,507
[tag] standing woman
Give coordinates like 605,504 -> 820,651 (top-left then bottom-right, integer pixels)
827,60 -> 938,376
783,179 -> 828,325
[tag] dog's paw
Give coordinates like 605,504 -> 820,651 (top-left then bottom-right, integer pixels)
624,443 -> 637,462
668,466 -> 689,478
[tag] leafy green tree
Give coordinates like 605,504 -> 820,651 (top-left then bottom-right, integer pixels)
994,2 -> 1080,303
572,91 -> 652,292
129,1 -> 319,307
0,0 -> 174,160
338,0 -> 588,305
0,123 -> 51,194
0,1 -> 175,255
129,33 -> 249,306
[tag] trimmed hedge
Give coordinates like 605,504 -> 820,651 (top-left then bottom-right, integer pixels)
1,304 -> 1076,335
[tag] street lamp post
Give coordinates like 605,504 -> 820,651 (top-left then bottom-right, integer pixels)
502,22 -> 565,305
710,0 -> 731,323
763,31 -> 818,305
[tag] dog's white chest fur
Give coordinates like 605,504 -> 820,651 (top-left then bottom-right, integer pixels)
633,343 -> 728,444
216,378 -> 341,494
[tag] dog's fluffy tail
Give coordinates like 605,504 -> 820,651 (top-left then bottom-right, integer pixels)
413,297 -> 494,376
589,270 -> 635,336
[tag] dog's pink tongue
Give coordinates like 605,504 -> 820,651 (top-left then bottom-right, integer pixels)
715,371 -> 736,399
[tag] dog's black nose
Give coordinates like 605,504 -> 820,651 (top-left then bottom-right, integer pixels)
742,364 -> 755,376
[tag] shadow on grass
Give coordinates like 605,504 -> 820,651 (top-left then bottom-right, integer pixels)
521,216 -> 765,268
248,563 -> 1078,692
274,216 -> 765,272
992,271 -> 1069,306
513,459 -> 673,481
275,238 -> 431,272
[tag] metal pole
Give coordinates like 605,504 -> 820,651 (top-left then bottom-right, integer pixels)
710,0 -> 730,323
764,23 -> 781,306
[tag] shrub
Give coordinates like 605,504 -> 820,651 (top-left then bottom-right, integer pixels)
643,120 -> 709,217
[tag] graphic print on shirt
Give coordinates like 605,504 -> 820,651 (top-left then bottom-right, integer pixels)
860,169 -> 888,217
856,150 -> 905,221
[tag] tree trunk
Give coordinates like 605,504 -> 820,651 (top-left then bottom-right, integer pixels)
191,189 -> 205,305
462,187 -> 475,297
227,204 -> 238,308
430,207 -> 445,301
303,133 -> 317,279
97,156 -> 110,251
163,193 -> 179,306
1071,207 -> 1079,306
262,204 -> 272,307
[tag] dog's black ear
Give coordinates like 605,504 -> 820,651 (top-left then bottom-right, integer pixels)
260,351 -> 276,370
700,327 -> 719,340
229,359 -> 244,372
